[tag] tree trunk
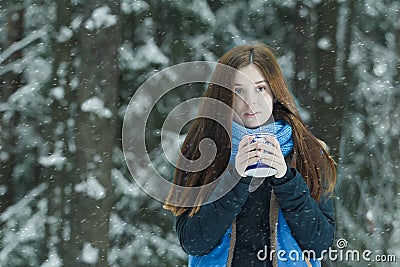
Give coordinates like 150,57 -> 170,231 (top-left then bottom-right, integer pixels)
292,0 -> 318,119
66,1 -> 121,265
41,0 -> 75,264
311,0 -> 342,160
293,0 -> 342,160
395,9 -> 400,90
0,6 -> 24,213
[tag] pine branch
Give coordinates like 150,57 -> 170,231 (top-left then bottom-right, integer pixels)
0,26 -> 49,66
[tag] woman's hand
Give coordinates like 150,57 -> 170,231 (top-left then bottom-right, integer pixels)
234,135 -> 287,178
234,136 -> 260,177
255,135 -> 287,178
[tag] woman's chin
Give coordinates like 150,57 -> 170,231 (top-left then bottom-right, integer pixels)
233,116 -> 270,128
243,118 -> 269,128
243,121 -> 262,129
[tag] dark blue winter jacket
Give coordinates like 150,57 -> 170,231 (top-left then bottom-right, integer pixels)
175,164 -> 335,266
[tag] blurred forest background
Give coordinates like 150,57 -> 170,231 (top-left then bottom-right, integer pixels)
0,0 -> 399,266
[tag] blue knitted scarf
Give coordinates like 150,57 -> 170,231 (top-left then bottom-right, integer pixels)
230,120 -> 294,163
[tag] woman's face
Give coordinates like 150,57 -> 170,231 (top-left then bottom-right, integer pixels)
233,64 -> 274,128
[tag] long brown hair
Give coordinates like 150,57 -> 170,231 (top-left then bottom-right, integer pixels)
164,43 -> 337,217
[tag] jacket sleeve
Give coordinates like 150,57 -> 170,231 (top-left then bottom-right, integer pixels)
175,166 -> 252,256
271,167 -> 335,256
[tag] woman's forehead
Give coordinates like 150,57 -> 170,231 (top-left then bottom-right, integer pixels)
234,64 -> 266,86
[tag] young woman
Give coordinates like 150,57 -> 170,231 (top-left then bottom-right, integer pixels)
164,43 -> 337,267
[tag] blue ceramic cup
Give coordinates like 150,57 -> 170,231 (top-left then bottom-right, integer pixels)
244,133 -> 277,177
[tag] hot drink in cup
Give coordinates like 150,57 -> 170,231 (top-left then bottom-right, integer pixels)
244,133 -> 277,177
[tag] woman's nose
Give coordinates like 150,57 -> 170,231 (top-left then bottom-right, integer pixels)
246,92 -> 258,106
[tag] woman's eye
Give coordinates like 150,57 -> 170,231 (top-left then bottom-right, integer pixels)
257,86 -> 266,92
234,88 -> 243,94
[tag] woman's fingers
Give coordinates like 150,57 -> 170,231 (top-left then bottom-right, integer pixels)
237,137 -> 258,154
234,151 -> 259,176
235,135 -> 287,177
255,142 -> 278,155
241,142 -> 258,154
243,157 -> 260,168
236,150 -> 258,164
238,135 -> 253,149
258,153 -> 285,166
238,150 -> 283,167
259,135 -> 281,149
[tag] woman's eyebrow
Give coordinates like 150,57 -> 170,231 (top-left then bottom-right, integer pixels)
234,80 -> 266,86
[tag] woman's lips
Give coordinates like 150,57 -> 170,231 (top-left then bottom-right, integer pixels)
243,112 -> 260,117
